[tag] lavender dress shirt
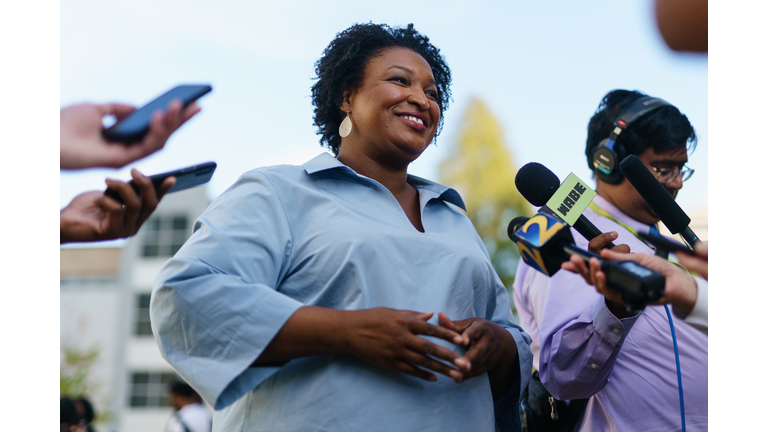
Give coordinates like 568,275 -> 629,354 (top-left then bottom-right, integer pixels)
513,194 -> 707,431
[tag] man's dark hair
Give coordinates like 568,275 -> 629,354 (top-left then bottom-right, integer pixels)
311,22 -> 452,156
75,397 -> 95,423
585,89 -> 697,171
61,397 -> 80,426
169,381 -> 198,399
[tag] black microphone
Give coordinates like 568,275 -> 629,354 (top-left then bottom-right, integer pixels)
515,162 -> 616,248
508,213 -> 664,310
618,155 -> 700,246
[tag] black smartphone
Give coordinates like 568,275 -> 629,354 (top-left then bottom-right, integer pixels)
637,232 -> 696,255
562,244 -> 665,310
102,84 -> 212,144
104,162 -> 217,204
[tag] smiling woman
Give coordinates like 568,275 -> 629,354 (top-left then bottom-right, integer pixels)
150,23 -> 532,432
312,23 -> 452,157
339,48 -> 440,158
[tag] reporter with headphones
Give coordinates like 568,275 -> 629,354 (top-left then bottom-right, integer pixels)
512,90 -> 707,431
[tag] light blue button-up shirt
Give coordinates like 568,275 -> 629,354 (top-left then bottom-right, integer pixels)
151,153 -> 533,432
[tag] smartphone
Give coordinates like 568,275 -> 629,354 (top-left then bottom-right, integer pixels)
637,232 -> 696,255
102,84 -> 212,144
562,244 -> 665,310
104,162 -> 217,204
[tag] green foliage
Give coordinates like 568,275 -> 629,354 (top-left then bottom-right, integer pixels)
439,97 -> 532,295
60,343 -> 100,397
60,343 -> 113,425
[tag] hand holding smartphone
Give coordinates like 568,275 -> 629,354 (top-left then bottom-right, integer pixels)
104,162 -> 217,204
102,85 -> 212,144
638,232 -> 696,256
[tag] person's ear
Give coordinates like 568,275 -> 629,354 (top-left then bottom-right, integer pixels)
340,86 -> 354,114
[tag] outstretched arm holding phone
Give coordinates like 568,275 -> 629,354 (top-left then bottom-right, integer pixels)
60,85 -> 209,243
60,169 -> 175,243
60,100 -> 200,170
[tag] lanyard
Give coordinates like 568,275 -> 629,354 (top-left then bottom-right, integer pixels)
588,202 -> 656,249
588,201 -> 697,276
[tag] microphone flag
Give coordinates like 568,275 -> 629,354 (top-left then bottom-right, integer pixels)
544,173 -> 597,227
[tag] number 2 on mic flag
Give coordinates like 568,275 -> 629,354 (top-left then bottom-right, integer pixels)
512,213 -> 570,275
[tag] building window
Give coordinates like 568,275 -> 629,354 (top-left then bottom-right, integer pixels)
142,215 -> 189,257
135,294 -> 152,336
129,371 -> 179,407
60,277 -> 119,287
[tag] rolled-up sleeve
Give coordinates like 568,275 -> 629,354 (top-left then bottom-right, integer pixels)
680,277 -> 707,334
150,171 -> 303,410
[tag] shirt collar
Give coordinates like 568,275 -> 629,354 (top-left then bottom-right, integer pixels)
592,194 -> 655,235
302,152 -> 466,211
302,152 -> 350,174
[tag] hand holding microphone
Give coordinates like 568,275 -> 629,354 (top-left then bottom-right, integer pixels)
587,231 -> 631,254
562,248 -> 699,315
508,213 -> 664,311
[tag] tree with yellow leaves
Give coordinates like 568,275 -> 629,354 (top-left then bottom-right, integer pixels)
439,97 -> 532,293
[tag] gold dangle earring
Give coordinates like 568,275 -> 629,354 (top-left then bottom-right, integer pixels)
339,111 -> 352,138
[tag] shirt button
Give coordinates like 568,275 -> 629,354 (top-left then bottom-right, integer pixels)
613,328 -> 620,334
591,363 -> 597,369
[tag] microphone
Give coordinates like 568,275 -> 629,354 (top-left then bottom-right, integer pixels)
618,155 -> 700,246
506,214 -> 574,277
515,162 -> 616,248
508,213 -> 664,310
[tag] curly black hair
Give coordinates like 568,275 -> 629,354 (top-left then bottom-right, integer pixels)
311,23 -> 452,156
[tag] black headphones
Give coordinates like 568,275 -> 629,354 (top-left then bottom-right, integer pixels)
590,96 -> 673,184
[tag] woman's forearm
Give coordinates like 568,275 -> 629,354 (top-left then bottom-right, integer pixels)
253,306 -> 347,365
251,306 -> 470,383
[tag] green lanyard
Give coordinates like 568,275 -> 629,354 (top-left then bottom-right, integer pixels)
588,202 -> 656,249
588,202 -> 697,276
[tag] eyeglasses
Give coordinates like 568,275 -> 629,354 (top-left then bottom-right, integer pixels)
649,165 -> 694,184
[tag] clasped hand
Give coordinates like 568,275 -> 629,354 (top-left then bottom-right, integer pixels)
345,308 -> 509,384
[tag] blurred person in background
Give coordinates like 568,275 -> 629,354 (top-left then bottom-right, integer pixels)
61,397 -> 86,432
166,382 -> 212,432
73,397 -> 96,432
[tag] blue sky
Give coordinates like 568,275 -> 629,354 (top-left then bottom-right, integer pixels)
2,1 -> 763,429
60,0 -> 707,219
